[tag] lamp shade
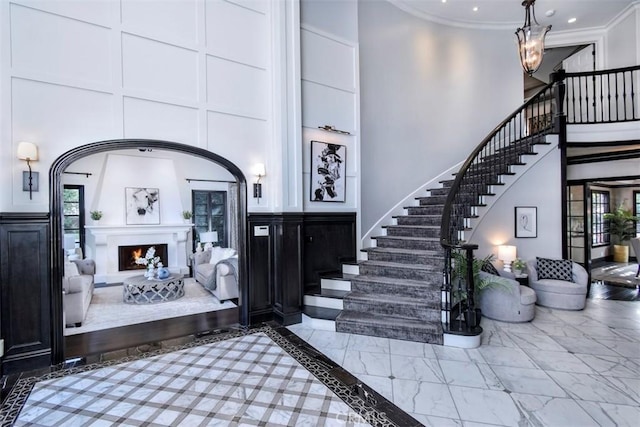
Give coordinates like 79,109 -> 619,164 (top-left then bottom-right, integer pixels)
17,141 -> 38,161
253,163 -> 266,177
498,245 -> 517,263
199,231 -> 218,243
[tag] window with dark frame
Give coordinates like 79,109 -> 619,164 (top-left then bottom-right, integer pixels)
63,185 -> 85,254
591,190 -> 610,246
635,191 -> 640,237
192,190 -> 227,250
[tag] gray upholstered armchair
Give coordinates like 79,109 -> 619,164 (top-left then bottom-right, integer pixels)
631,238 -> 640,278
477,270 -> 536,323
527,257 -> 588,310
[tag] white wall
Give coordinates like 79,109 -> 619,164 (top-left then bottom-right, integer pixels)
357,0 -> 524,235
606,6 -> 639,68
1,0 -> 276,213
468,149 -> 563,262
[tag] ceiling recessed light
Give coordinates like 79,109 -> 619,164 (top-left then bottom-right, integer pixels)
442,0 -> 447,3
568,17 -> 577,24
545,10 -> 556,17
473,6 -> 479,12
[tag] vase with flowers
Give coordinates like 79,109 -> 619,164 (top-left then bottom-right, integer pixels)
135,246 -> 163,280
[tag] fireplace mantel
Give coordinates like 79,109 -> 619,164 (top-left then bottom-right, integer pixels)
85,224 -> 193,283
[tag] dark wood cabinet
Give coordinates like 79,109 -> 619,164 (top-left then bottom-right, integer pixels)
247,212 -> 356,326
0,213 -> 52,374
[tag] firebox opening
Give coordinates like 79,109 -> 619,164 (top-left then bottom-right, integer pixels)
118,243 -> 168,271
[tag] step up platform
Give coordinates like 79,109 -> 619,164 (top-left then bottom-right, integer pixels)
336,311 -> 443,344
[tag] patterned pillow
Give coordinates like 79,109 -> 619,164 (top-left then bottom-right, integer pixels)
481,260 -> 500,276
536,257 -> 573,282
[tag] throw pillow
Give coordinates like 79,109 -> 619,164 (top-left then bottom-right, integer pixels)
536,257 -> 573,282
209,247 -> 237,265
64,261 -> 80,277
481,260 -> 500,276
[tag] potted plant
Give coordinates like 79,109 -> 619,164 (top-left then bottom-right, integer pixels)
90,210 -> 103,222
450,252 -> 504,327
603,203 -> 640,263
182,210 -> 193,223
513,258 -> 527,275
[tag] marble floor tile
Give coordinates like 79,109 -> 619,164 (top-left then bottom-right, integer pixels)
531,320 -> 584,337
388,338 -> 437,358
347,334 -> 390,354
354,373 -> 394,402
411,413 -> 462,426
390,354 -> 444,383
433,345 -> 473,362
480,329 -> 519,348
592,337 -> 640,358
550,335 -> 621,357
342,349 -> 391,377
576,400 -> 640,427
523,348 -> 595,374
306,329 -> 351,350
602,376 -> 640,404
575,353 -> 640,378
449,386 -> 522,426
477,346 -> 538,369
510,393 -> 598,427
490,366 -> 567,397
439,360 -> 503,390
392,379 -> 459,419
547,371 -> 638,405
506,332 -> 567,351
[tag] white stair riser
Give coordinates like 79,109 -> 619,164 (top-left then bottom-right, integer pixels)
321,278 -> 352,291
342,264 -> 359,275
303,295 -> 344,310
301,314 -> 336,331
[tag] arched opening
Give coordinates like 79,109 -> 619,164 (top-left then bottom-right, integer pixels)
49,139 -> 248,364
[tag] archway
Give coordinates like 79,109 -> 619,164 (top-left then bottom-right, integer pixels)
49,139 -> 248,364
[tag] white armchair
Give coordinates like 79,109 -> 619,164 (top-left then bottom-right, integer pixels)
527,257 -> 588,310
192,247 -> 238,301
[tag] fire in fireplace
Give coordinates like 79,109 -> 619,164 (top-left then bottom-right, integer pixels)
118,243 -> 168,271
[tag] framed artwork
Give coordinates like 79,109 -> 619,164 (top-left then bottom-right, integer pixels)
310,140 -> 346,202
515,206 -> 537,238
126,187 -> 160,225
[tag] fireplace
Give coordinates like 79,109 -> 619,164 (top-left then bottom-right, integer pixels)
118,243 -> 169,271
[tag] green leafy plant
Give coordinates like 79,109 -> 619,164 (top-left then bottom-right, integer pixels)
451,252 -> 504,298
90,210 -> 103,221
603,204 -> 640,244
182,210 -> 193,220
513,258 -> 526,272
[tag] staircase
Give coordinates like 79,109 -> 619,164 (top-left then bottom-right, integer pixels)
308,66 -> 640,345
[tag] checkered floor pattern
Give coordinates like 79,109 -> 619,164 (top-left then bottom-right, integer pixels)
13,332 -> 370,426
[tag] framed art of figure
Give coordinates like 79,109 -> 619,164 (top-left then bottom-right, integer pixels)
310,140 -> 346,202
515,206 -> 537,238
126,187 -> 160,225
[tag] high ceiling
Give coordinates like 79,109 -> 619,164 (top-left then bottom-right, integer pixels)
393,0 -> 637,32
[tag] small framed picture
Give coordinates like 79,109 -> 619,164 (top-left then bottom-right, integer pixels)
515,206 -> 537,238
126,187 -> 160,225
310,140 -> 346,202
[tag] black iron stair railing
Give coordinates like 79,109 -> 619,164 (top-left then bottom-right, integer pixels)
439,72 -> 562,335
439,64 -> 640,336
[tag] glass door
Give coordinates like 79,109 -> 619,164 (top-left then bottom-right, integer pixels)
63,185 -> 85,255
192,190 -> 227,249
566,184 -> 588,266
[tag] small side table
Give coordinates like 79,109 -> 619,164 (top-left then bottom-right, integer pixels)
515,274 -> 529,287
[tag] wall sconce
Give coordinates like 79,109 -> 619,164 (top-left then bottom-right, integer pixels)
17,141 -> 39,200
252,163 -> 266,203
498,245 -> 517,273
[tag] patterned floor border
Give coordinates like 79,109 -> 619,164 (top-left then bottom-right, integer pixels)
1,324 -> 419,426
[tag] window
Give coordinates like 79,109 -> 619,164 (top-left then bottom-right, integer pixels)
192,190 -> 227,249
635,191 -> 640,237
63,185 -> 85,253
591,190 -> 610,246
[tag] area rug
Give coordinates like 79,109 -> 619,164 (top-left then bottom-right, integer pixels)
65,278 -> 235,336
591,262 -> 640,288
2,326 -> 410,426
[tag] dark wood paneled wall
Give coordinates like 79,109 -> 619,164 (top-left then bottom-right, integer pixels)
247,212 -> 356,324
0,213 -> 51,374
